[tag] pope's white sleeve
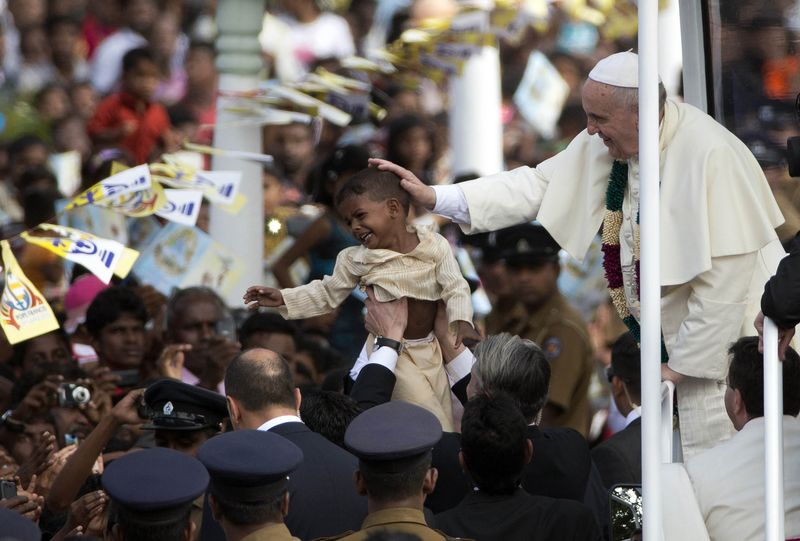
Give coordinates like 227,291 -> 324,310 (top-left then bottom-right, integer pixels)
432,184 -> 471,224
667,252 -> 757,380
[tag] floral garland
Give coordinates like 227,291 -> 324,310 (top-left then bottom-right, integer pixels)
601,160 -> 669,363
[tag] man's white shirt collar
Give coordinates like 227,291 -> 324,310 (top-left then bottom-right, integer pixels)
257,415 -> 303,432
625,406 -> 642,426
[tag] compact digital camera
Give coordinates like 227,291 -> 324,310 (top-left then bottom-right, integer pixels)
57,383 -> 92,407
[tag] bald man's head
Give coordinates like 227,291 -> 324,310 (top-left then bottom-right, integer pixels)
224,348 -> 295,412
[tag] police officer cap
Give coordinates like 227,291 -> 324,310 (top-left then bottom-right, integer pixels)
498,223 -> 560,266
102,447 -> 209,523
198,430 -> 303,503
0,508 -> 41,541
345,401 -> 442,462
143,379 -> 228,431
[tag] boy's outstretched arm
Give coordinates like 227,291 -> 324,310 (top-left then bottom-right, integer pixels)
243,285 -> 284,309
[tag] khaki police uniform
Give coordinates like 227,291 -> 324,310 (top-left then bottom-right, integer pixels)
488,292 -> 593,437
318,508 -> 465,541
242,522 -> 300,541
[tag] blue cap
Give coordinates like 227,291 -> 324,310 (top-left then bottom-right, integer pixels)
143,379 -> 228,431
0,508 -> 40,541
197,430 -> 303,502
102,447 -> 209,522
345,401 -> 442,462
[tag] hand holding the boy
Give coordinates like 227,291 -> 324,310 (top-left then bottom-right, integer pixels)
454,321 -> 482,350
243,286 -> 284,309
368,158 -> 436,210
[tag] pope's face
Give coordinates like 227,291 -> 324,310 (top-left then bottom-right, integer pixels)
582,80 -> 639,160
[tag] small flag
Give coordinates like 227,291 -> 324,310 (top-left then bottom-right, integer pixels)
21,224 -> 139,284
66,164 -> 152,210
0,241 -> 59,345
156,189 -> 203,226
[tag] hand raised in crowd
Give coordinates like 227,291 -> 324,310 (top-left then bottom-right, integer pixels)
109,388 -> 146,427
83,365 -> 122,396
157,344 -> 192,380
15,431 -> 56,488
364,287 -> 407,340
35,445 -> 79,499
75,377 -> 113,425
368,158 -> 437,210
11,375 -> 63,422
189,337 -> 241,390
243,286 -> 285,309
754,310 -> 796,360
8,475 -> 44,522
63,489 -> 108,537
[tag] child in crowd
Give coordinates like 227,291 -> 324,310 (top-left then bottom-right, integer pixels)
245,167 -> 479,430
86,47 -> 171,164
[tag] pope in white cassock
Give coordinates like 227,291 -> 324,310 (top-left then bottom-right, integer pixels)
372,51 -> 786,458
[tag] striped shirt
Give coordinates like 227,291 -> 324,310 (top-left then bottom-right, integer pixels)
279,225 -> 473,326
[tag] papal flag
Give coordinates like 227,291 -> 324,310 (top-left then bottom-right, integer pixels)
0,241 -> 59,344
66,164 -> 151,210
21,224 -> 139,284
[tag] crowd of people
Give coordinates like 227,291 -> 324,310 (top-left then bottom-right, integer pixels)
1,0 -> 800,540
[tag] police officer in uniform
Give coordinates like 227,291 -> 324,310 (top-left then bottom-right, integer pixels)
142,379 -> 229,538
197,429 -> 303,541
321,401 -> 470,541
102,446 -> 209,541
485,223 -> 593,437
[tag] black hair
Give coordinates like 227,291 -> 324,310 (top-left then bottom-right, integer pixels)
359,452 -> 431,504
8,134 -> 47,161
10,329 -> 73,372
610,332 -> 642,401
11,362 -> 85,405
224,350 -> 295,411
21,187 -> 58,228
85,286 -> 149,339
113,503 -> 192,541
386,113 -> 435,173
299,390 -> 362,448
238,312 -> 298,351
296,337 -> 346,374
460,392 -> 528,495
320,367 -> 348,393
166,104 -> 197,127
728,336 -> 800,418
122,47 -> 156,74
211,490 -> 284,526
308,145 -> 371,207
334,168 -> 410,214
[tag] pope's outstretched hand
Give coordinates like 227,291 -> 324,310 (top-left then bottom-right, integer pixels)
368,158 -> 436,210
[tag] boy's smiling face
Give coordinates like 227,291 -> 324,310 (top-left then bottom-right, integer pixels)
338,194 -> 399,250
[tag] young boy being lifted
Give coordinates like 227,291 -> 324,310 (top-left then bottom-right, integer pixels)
244,167 -> 479,430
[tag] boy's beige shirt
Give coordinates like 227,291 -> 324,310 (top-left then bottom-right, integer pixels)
278,225 -> 473,326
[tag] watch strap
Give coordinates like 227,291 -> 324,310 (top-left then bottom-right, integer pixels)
375,336 -> 403,354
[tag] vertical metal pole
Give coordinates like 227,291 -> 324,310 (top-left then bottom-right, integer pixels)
211,0 -> 265,306
448,1 -> 503,178
639,0 -> 663,539
764,316 -> 785,541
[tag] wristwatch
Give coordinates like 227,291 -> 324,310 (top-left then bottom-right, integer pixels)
0,409 -> 22,431
375,336 -> 403,355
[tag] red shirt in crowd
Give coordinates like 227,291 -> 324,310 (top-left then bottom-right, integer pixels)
87,91 -> 170,164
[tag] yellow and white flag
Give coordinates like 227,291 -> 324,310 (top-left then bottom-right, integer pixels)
156,189 -> 203,226
21,224 -> 139,284
0,241 -> 59,345
66,164 -> 152,210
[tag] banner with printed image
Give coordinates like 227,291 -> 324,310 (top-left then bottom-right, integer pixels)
0,241 -> 60,344
155,189 -> 203,226
65,164 -> 151,210
21,224 -> 139,284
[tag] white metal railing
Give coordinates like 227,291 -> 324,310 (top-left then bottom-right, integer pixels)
660,380 -> 675,462
763,316 -> 784,541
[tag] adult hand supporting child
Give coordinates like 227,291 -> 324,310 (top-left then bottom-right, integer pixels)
364,287 -> 407,341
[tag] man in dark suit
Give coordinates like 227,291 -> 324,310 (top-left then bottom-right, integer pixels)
435,393 -> 602,541
223,348 -> 367,540
591,333 -> 642,489
348,293 -> 598,515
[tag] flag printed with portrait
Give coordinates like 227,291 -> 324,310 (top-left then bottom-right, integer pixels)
65,164 -> 152,210
0,241 -> 59,344
151,159 -> 242,205
21,224 -> 139,284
